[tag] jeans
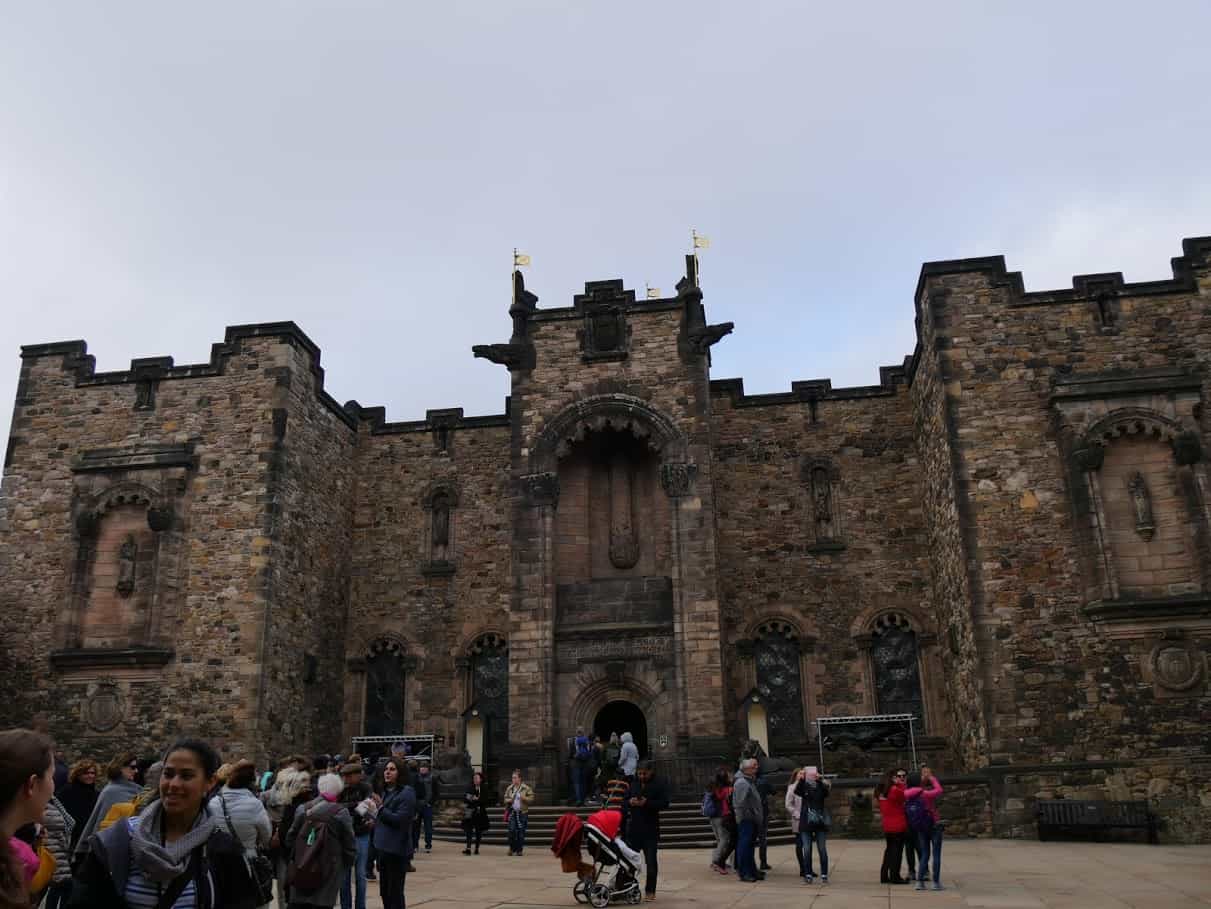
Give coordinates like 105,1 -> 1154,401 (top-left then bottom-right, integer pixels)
799,829 -> 828,878
708,817 -> 734,867
412,805 -> 433,851
917,827 -> 943,883
378,851 -> 407,909
508,811 -> 529,853
572,762 -> 586,803
736,819 -> 758,880
340,833 -> 370,909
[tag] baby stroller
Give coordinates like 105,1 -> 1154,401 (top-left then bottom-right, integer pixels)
575,816 -> 643,907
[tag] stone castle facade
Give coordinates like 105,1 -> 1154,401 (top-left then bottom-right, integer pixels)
2,238 -> 1210,840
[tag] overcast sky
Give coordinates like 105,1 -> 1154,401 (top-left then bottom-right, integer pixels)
3,2 -> 1209,452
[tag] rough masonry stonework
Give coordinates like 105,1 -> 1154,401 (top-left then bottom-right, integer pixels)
2,240 -> 1209,841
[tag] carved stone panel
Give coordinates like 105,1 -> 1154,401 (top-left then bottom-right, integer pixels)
83,681 -> 126,732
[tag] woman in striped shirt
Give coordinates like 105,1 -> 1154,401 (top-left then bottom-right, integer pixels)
69,737 -> 260,909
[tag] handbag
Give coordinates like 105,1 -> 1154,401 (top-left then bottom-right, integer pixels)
29,836 -> 56,896
218,791 -> 275,908
804,806 -> 831,830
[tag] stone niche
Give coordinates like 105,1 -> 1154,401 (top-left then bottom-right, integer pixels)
1053,369 -> 1211,633
53,443 -> 194,670
554,426 -> 670,584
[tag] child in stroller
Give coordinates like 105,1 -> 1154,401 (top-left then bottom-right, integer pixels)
568,809 -> 643,907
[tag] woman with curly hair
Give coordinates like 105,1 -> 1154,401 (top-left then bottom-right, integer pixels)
0,728 -> 56,909
74,751 -> 140,860
58,759 -> 100,850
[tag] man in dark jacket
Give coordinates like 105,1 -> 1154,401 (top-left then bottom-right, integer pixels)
623,761 -> 670,901
411,762 -> 437,854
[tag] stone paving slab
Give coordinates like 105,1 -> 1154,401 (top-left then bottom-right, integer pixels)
334,839 -> 1211,909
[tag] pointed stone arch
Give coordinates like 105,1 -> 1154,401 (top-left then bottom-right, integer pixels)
530,394 -> 689,474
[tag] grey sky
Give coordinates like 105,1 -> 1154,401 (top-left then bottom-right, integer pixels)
3,2 -> 1209,450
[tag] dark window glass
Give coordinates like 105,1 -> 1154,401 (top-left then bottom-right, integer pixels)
754,634 -> 804,746
472,642 -> 509,745
871,623 -> 924,724
364,651 -> 405,737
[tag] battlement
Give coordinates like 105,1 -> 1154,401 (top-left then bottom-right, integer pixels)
710,361 -> 912,408
914,235 -> 1211,306
19,321 -> 358,430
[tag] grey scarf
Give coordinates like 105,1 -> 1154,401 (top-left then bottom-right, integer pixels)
128,800 -> 218,883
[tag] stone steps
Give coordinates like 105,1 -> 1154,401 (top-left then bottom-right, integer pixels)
432,802 -> 796,850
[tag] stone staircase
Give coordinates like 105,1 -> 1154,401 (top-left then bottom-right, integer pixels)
432,802 -> 796,850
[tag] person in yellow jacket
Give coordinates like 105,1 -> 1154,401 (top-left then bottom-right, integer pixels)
97,762 -> 162,831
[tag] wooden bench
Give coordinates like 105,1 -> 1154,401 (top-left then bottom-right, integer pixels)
1036,799 -> 1158,844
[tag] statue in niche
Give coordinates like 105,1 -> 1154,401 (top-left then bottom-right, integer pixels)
116,535 -> 137,597
1127,471 -> 1155,542
431,492 -> 452,562
812,466 -> 834,539
608,452 -> 639,568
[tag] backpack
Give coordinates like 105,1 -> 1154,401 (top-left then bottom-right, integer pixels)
288,803 -> 337,892
575,736 -> 591,760
605,744 -> 621,766
905,795 -> 934,834
701,790 -> 721,818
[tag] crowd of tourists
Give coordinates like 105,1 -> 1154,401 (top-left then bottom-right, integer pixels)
3,724 -> 949,909
701,756 -> 946,890
0,730 -> 474,909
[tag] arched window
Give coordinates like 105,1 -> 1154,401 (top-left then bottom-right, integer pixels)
870,613 -> 924,723
364,639 -> 407,737
753,620 -> 805,747
469,634 -> 508,745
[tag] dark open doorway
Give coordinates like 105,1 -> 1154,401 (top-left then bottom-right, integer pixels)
593,700 -> 648,758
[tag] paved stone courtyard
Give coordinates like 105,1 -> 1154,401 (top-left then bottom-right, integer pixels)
349,840 -> 1211,909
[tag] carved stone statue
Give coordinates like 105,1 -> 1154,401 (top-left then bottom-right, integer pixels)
608,452 -> 639,568
1127,471 -> 1155,541
116,535 -> 136,597
812,466 -> 833,538
431,492 -> 451,561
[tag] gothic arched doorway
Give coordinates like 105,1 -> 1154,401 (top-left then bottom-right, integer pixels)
594,700 -> 648,758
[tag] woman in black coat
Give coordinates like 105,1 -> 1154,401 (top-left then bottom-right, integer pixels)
460,772 -> 490,855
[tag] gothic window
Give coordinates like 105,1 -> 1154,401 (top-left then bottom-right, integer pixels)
870,613 -> 925,724
363,639 -> 407,737
753,621 -> 805,747
469,634 -> 508,745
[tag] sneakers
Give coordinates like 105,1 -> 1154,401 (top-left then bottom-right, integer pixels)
803,875 -> 814,885
915,879 -> 927,891
821,875 -> 828,884
710,863 -> 729,875
933,881 -> 945,891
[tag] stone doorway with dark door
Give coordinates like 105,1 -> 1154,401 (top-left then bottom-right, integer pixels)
593,700 -> 648,758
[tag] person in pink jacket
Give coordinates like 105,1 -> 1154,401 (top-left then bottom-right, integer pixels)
904,766 -> 944,890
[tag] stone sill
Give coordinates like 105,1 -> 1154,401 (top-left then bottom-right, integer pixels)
807,540 -> 846,553
49,647 -> 174,670
421,561 -> 456,577
1084,594 -> 1211,624
580,350 -> 628,364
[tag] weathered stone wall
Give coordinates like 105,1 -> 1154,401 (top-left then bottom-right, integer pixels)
908,290 -> 992,770
0,334 -> 284,757
342,409 -> 513,751
709,377 -> 956,770
255,338 -> 359,759
914,238 -> 1211,841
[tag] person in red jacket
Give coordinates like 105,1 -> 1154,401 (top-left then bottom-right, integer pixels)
874,769 -> 913,884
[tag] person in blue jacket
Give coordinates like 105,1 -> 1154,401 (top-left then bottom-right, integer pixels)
372,757 -> 415,909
